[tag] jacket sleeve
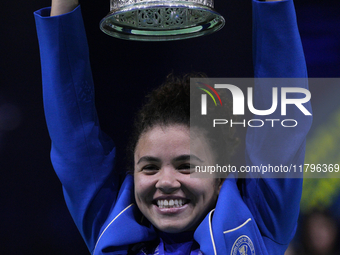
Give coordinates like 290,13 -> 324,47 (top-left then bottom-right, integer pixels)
34,6 -> 120,251
242,0 -> 312,253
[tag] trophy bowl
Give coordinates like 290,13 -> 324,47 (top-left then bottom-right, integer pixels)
100,0 -> 225,41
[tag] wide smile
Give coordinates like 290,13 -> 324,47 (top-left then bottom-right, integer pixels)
153,198 -> 190,209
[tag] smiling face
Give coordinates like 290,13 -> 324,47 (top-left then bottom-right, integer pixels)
134,124 -> 221,233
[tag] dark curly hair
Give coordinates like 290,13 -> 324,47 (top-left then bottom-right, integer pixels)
127,72 -> 238,174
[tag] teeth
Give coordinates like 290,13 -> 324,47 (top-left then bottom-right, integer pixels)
156,199 -> 186,208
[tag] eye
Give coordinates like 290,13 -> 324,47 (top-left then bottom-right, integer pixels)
141,165 -> 159,174
177,163 -> 195,174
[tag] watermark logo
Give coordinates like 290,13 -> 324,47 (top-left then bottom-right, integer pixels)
193,79 -> 312,128
197,82 -> 223,115
200,84 -> 311,116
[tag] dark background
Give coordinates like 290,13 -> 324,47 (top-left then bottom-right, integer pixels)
1,0 -> 339,254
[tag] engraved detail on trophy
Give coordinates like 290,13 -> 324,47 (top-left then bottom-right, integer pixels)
111,0 -> 214,9
101,0 -> 224,41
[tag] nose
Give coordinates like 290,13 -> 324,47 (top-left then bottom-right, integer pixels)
155,167 -> 181,193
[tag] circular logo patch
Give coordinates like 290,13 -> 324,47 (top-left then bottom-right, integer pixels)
231,235 -> 255,255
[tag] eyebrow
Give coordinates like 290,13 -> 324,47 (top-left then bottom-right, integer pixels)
173,154 -> 204,162
137,156 -> 161,164
137,154 -> 204,165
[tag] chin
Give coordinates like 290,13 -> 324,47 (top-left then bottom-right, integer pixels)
154,221 -> 195,233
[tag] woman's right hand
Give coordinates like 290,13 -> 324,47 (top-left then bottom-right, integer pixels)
51,0 -> 79,16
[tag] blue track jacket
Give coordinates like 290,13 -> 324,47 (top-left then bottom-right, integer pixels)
34,1 -> 312,254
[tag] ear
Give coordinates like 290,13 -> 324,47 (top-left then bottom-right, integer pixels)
216,178 -> 224,195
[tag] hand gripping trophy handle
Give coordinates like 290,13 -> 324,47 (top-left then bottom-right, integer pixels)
100,0 -> 225,41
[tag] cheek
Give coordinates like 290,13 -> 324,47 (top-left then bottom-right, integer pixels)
134,175 -> 145,196
134,175 -> 156,200
187,179 -> 220,201
204,180 -> 220,200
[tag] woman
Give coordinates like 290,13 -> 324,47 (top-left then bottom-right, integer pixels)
34,0 -> 312,254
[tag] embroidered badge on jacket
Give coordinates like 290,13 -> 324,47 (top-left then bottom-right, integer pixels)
231,235 -> 255,255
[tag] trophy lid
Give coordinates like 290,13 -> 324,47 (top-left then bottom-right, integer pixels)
100,0 -> 225,41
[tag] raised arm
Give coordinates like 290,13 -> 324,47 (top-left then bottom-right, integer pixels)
51,0 -> 78,16
35,3 -> 119,251
242,0 -> 312,253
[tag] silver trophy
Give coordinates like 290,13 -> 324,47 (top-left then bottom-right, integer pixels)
100,0 -> 225,41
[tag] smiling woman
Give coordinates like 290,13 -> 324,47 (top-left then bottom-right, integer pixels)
34,0 -> 312,254
130,74 -> 228,237
134,124 -> 221,234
